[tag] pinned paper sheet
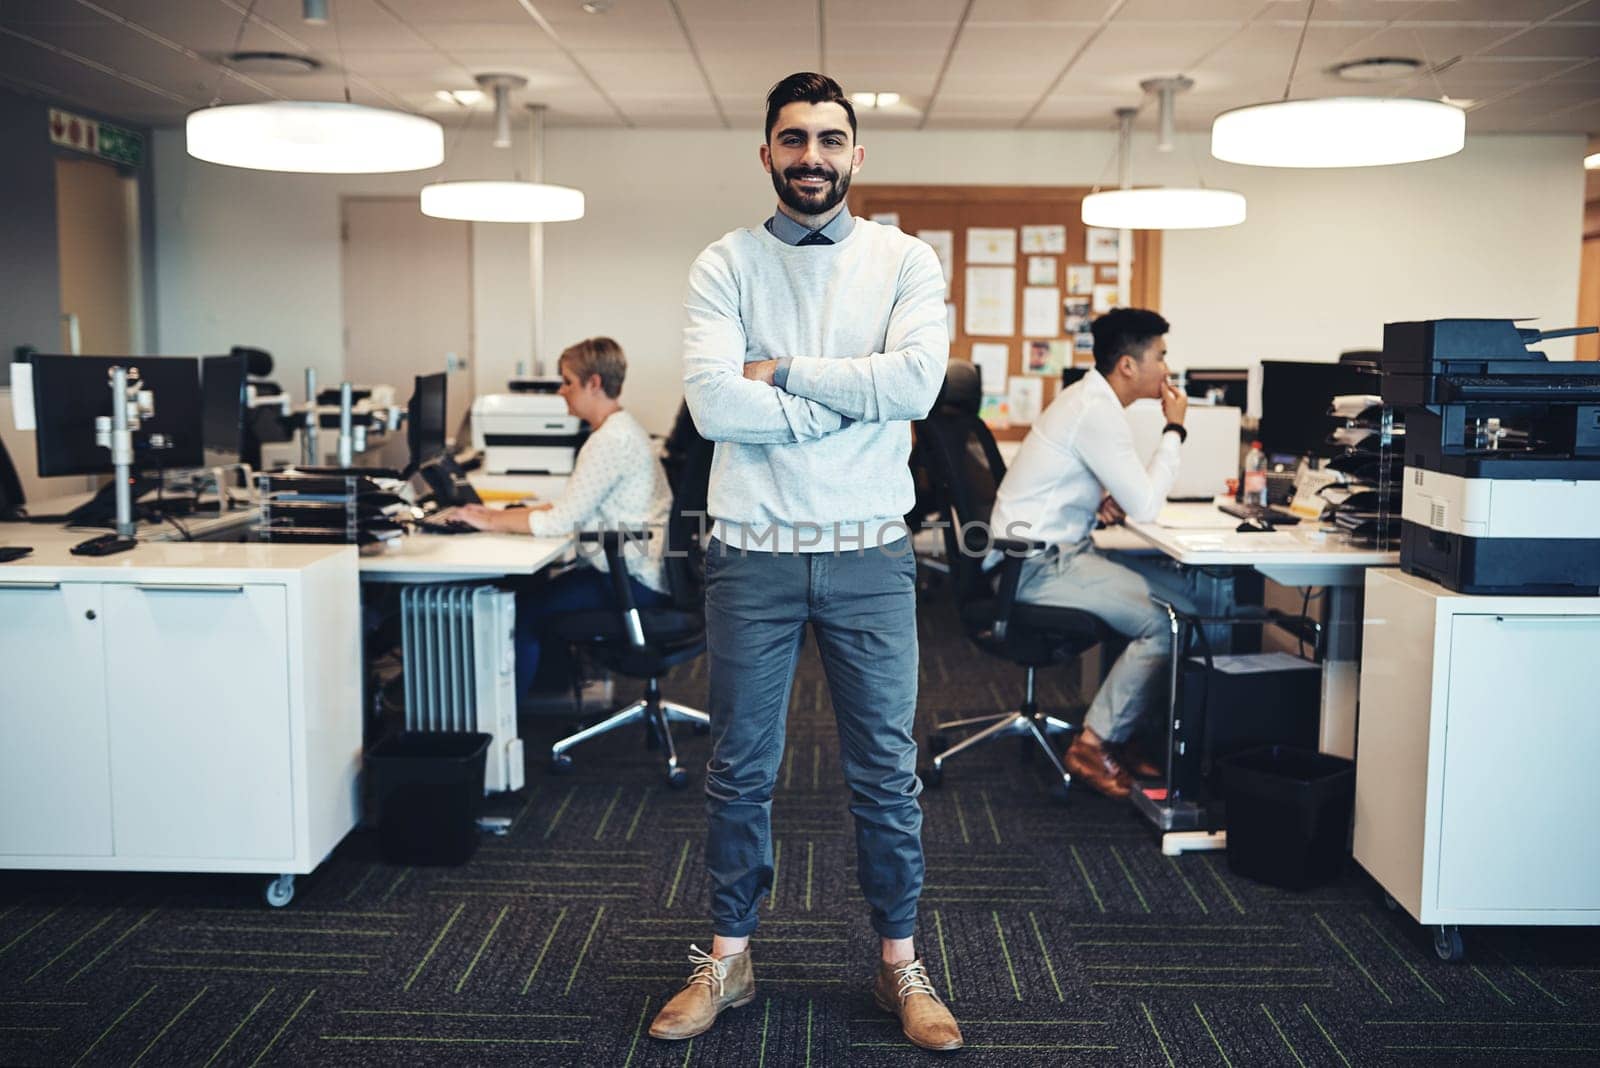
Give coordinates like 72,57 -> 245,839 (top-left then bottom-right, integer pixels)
918,229 -> 954,283
966,227 -> 1017,265
1026,256 -> 1057,285
969,343 -> 1010,394
1007,376 -> 1043,424
964,266 -> 1015,336
1023,287 -> 1060,337
1086,227 -> 1120,263
1021,225 -> 1066,254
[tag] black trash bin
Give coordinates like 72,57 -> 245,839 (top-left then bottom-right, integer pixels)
367,732 -> 492,866
1219,745 -> 1355,890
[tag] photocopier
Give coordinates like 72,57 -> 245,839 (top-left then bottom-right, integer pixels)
470,378 -> 584,475
1379,318 -> 1600,594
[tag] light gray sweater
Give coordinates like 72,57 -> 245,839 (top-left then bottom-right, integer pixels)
682,218 -> 949,551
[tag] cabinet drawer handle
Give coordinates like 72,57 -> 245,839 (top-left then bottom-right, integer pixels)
0,581 -> 62,591
133,584 -> 246,594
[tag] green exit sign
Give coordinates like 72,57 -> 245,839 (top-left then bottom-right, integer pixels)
48,106 -> 143,168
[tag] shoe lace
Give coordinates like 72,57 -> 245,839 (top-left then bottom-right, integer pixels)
684,944 -> 727,999
894,959 -> 937,1002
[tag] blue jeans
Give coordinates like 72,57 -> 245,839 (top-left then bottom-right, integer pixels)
514,567 -> 670,698
702,538 -> 923,940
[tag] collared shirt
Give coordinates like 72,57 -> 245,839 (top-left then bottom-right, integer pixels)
988,369 -> 1183,553
764,203 -> 856,246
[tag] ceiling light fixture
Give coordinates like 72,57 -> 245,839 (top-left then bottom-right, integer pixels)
1081,84 -> 1247,231
435,89 -> 486,107
1584,151 -> 1599,170
1329,57 -> 1423,82
1210,0 -> 1464,168
302,0 -> 327,25
581,0 -> 614,12
226,51 -> 320,75
850,92 -> 900,108
187,3 -> 443,173
419,78 -> 586,224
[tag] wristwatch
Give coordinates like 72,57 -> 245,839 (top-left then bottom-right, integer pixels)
1162,422 -> 1188,444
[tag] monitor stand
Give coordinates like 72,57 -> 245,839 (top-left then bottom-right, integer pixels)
63,474 -> 159,528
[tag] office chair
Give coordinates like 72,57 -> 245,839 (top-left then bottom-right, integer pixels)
915,361 -> 1110,797
545,439 -> 713,787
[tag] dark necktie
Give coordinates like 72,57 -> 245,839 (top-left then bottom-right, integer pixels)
798,231 -> 833,246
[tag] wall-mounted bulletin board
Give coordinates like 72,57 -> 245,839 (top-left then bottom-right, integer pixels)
852,185 -> 1162,441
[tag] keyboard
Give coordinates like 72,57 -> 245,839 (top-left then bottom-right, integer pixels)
1217,502 -> 1302,526
1443,374 -> 1600,401
415,518 -> 478,535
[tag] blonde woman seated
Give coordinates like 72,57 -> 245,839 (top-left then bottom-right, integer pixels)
457,337 -> 672,697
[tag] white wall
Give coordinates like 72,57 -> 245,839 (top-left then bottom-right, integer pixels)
152,126 -> 1587,436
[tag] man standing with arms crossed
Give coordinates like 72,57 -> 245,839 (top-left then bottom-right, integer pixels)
648,73 -> 960,1052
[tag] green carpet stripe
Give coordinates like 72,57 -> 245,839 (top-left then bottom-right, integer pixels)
424,890 -> 632,899
1384,1045 -> 1600,1053
1193,1002 -> 1233,1068
1201,856 -> 1246,914
0,907 -> 62,959
619,935 -> 846,944
474,860 -> 649,870
811,743 -> 820,789
1313,912 -> 1391,1004
1472,965 -> 1516,1005
180,923 -> 396,936
340,1009 -> 588,1019
67,908 -> 158,984
758,997 -> 772,1067
1352,916 -> 1443,1004
379,870 -> 411,903
455,905 -> 509,993
851,1042 -> 1119,1050
784,748 -> 795,790
544,786 -> 578,839
979,790 -> 1002,844
952,790 -> 971,844
606,974 -> 848,984
805,841 -> 815,911
681,1035 -> 694,1066
1261,1004 -> 1308,1068
1140,1001 -> 1174,1068
152,948 -> 377,960
564,905 -> 607,995
320,1035 -> 582,1045
1167,856 -> 1210,914
594,786 -> 624,841
805,999 -> 813,1067
665,840 -> 692,909
933,909 -> 955,1001
768,839 -> 782,911
506,786 -> 540,831
624,791 -> 651,842
404,903 -> 465,992
71,983 -> 156,1068
135,964 -> 366,975
1087,964 -> 1323,972
1109,846 -> 1151,913
1067,922 -> 1282,930
1028,912 -> 1064,1002
523,906 -> 569,994
202,987 -> 273,1068
1302,1003 -> 1352,1068
1080,940 -> 1301,948
1070,845 -> 1106,913
1510,964 -> 1566,1006
25,913 -> 116,983
342,868 -> 377,902
993,911 -> 1022,1001
623,997 -> 651,1068
1096,981 -> 1332,989
129,985 -> 206,1068
249,988 -> 315,1068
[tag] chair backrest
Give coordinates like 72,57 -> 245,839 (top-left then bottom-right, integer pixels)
915,363 -> 1010,604
659,435 -> 714,615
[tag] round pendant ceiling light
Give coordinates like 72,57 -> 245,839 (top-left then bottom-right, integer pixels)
420,180 -> 584,222
186,101 -> 444,173
1082,187 -> 1247,230
1211,96 -> 1465,168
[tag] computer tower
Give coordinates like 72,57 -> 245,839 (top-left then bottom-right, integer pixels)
1170,652 -> 1321,802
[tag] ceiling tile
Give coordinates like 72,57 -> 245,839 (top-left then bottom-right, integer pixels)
576,49 -> 709,95
400,23 -> 559,53
1482,24 -> 1600,59
967,0 -> 1118,21
826,0 -> 967,22
699,48 -> 824,96
826,23 -> 954,52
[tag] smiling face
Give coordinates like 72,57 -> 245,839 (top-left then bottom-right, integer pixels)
759,100 -> 864,221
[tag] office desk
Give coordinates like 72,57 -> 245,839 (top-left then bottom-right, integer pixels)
1094,501 -> 1398,758
358,531 -> 571,582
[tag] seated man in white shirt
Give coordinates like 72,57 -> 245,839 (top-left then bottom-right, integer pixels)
988,308 -> 1199,800
456,337 -> 672,698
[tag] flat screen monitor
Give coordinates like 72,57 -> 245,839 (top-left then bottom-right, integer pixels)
200,353 -> 248,457
407,372 -> 448,469
1256,359 -> 1381,461
30,354 -> 204,477
1185,367 -> 1249,409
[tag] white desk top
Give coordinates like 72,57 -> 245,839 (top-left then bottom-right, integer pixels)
1094,500 -> 1398,587
0,539 -> 355,580
357,531 -> 571,581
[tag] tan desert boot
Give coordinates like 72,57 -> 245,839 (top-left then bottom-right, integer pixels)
648,944 -> 755,1041
874,957 -> 964,1051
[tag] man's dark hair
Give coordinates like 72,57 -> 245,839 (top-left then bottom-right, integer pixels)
1091,307 -> 1170,376
764,72 -> 857,142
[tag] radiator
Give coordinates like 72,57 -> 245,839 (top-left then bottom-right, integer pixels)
400,584 -> 525,794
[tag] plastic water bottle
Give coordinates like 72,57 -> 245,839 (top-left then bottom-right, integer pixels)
1243,440 -> 1269,506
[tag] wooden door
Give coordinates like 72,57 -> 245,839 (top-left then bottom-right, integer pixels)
55,156 -> 140,356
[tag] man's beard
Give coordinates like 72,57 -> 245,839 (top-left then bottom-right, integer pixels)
772,164 -> 851,219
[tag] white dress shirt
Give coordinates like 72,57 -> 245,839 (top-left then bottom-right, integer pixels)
988,369 -> 1182,551
526,410 -> 671,594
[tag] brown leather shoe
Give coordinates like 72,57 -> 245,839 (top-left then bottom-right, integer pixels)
874,958 -> 963,1052
1065,732 -> 1132,800
648,945 -> 755,1041
1114,741 -> 1162,780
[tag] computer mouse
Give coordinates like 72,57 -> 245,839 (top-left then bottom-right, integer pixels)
1236,518 -> 1273,533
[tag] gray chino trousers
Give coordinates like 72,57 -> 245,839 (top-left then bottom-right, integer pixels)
701,537 -> 924,940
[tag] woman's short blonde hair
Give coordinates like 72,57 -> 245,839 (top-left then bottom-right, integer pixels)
559,337 -> 626,399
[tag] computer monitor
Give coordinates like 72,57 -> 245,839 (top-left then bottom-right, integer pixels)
200,352 -> 248,459
1184,368 -> 1249,409
1256,359 -> 1381,461
30,354 -> 204,477
407,372 -> 448,470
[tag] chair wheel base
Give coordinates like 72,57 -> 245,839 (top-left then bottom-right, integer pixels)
920,764 -> 943,789
666,766 -> 689,789
550,753 -> 574,774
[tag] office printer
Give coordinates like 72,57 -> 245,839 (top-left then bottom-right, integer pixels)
470,379 -> 583,475
1379,318 -> 1600,594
